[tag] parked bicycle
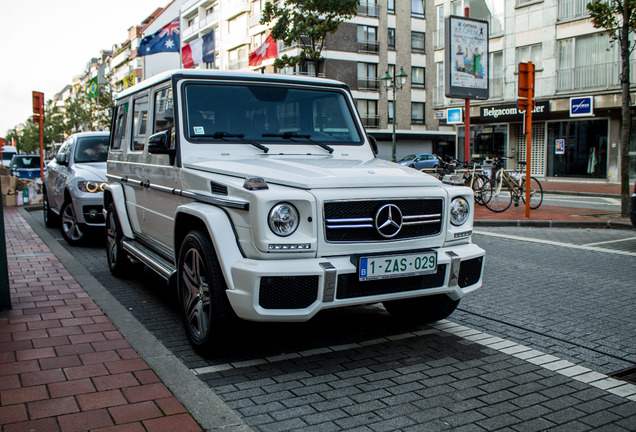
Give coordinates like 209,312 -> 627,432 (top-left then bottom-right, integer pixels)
481,157 -> 543,212
454,160 -> 489,205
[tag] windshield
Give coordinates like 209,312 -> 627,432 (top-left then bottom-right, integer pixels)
74,136 -> 109,163
398,154 -> 417,162
11,156 -> 40,168
184,82 -> 362,145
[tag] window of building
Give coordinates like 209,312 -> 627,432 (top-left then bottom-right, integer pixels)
434,62 -> 444,105
412,32 -> 425,52
490,51 -> 503,98
357,25 -> 379,53
132,95 -> 149,151
412,67 -> 425,88
516,43 -> 542,70
388,101 -> 394,124
411,102 -> 425,125
357,63 -> 378,91
357,99 -> 379,128
557,33 -> 619,92
388,0 -> 395,14
412,0 -> 425,17
435,5 -> 445,49
388,28 -> 395,50
451,0 -> 462,15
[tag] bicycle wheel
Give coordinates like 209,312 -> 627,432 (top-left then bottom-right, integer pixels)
522,176 -> 544,209
482,179 -> 512,212
471,174 -> 486,205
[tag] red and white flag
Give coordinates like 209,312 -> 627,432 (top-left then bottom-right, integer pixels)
249,35 -> 277,67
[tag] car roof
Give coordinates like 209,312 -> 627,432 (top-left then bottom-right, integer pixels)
69,131 -> 110,139
114,69 -> 350,100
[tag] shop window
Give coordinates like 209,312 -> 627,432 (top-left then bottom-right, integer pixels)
546,120 -> 608,178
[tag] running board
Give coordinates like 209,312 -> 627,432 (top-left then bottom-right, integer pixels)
121,239 -> 176,282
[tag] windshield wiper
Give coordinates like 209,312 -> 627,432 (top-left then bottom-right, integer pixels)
262,132 -> 334,154
203,131 -> 269,153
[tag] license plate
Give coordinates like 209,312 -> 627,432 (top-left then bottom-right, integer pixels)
358,252 -> 437,281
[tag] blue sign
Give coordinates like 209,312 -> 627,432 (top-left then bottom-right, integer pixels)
570,97 -> 593,117
447,108 -> 463,124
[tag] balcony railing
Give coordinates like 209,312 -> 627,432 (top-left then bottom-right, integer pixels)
357,40 -> 379,54
487,13 -> 504,37
248,12 -> 262,27
433,85 -> 444,107
228,60 -> 249,70
556,62 -> 627,92
357,2 -> 379,18
357,78 -> 379,91
360,115 -> 379,128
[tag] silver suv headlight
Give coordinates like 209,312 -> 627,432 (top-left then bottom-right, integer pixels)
450,197 -> 470,226
268,202 -> 299,236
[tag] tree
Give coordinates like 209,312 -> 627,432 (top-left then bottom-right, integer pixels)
261,0 -> 360,75
587,0 -> 636,216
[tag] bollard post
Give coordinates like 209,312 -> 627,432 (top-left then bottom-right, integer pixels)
0,201 -> 11,311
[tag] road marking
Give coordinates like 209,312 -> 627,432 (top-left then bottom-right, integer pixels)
583,236 -> 636,247
474,230 -> 636,257
432,320 -> 636,402
191,317 -> 636,402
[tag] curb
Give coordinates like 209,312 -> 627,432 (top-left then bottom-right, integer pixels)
475,219 -> 634,230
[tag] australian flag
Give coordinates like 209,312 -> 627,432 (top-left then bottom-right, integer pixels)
138,18 -> 180,56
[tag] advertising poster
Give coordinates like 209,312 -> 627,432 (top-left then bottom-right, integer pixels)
445,15 -> 489,100
555,139 -> 565,155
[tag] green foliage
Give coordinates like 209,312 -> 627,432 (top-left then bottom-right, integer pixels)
261,0 -> 359,73
587,0 -> 636,44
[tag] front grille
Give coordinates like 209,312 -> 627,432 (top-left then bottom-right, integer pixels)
259,276 -> 319,309
458,257 -> 483,288
336,264 -> 447,299
324,199 -> 443,242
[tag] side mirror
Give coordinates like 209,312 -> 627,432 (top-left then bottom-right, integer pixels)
148,130 -> 175,155
55,153 -> 68,166
368,135 -> 379,157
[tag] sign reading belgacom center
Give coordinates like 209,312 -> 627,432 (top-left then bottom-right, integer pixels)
480,101 -> 550,121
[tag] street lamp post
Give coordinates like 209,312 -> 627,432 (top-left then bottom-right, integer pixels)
381,66 -> 408,162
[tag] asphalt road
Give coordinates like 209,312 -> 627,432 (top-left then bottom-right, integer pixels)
24,208 -> 636,431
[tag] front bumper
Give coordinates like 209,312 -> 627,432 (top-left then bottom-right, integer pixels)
71,192 -> 105,226
225,243 -> 485,322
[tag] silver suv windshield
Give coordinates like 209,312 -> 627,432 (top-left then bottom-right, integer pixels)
184,82 -> 362,145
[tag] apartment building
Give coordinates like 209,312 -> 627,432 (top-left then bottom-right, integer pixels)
434,0 -> 633,182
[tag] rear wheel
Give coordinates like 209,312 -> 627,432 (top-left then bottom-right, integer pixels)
60,200 -> 85,245
482,179 -> 512,212
522,176 -> 544,209
383,294 -> 460,323
178,230 -> 235,352
42,188 -> 57,228
105,202 -> 138,277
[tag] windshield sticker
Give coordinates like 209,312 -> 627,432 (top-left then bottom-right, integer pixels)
193,126 -> 205,135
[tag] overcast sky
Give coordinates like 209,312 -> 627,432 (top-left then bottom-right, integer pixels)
0,0 -> 166,138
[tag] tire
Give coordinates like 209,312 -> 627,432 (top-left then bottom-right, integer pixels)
383,294 -> 460,324
43,187 -> 57,228
522,176 -> 544,209
105,202 -> 137,278
482,179 -> 512,212
178,230 -> 235,352
60,200 -> 86,245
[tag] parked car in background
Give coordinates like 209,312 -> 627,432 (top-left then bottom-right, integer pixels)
629,180 -> 636,228
1,145 -> 17,167
10,154 -> 41,178
397,153 -> 441,170
43,132 -> 110,245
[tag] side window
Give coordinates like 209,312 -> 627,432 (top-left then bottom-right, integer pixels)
153,87 -> 175,148
111,103 -> 129,151
132,95 -> 149,151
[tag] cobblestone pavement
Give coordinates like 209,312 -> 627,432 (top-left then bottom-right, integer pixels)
20,209 -> 636,431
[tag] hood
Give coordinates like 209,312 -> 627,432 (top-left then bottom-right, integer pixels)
73,162 -> 107,182
185,156 -> 441,189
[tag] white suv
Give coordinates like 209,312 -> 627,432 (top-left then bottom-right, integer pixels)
105,70 -> 484,352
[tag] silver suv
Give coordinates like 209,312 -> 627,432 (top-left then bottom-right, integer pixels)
105,70 -> 485,352
43,132 -> 109,245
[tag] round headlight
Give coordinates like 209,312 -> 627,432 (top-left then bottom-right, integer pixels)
268,203 -> 299,237
450,197 -> 470,226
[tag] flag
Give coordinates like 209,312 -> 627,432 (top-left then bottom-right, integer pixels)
123,72 -> 136,89
138,18 -> 180,56
88,76 -> 98,99
249,35 -> 277,67
182,31 -> 215,68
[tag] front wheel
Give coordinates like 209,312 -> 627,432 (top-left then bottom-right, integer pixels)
178,230 -> 235,352
383,294 -> 460,324
482,179 -> 512,212
522,176 -> 544,209
60,200 -> 85,245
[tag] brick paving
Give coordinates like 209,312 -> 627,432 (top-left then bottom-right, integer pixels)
0,206 -> 202,432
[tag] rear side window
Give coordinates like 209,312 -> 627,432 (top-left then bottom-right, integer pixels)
132,95 -> 149,151
154,87 -> 174,145
111,103 -> 129,151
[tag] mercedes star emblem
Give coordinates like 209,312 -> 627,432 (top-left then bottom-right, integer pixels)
375,204 -> 403,238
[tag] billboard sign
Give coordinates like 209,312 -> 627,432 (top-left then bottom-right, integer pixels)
447,108 -> 463,124
445,15 -> 489,100
570,96 -> 593,117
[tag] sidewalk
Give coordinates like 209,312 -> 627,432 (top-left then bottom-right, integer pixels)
0,180 -> 632,431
